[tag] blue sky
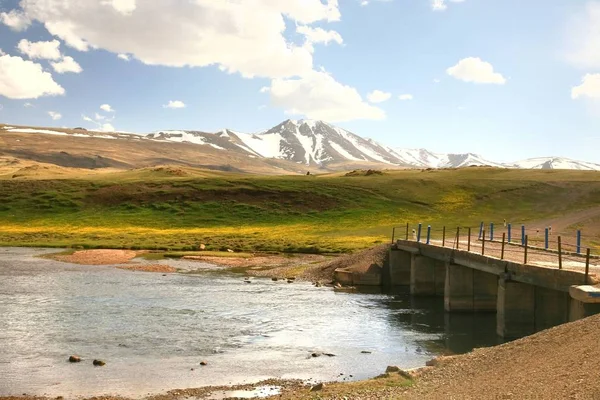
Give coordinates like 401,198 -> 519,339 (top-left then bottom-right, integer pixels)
0,0 -> 599,163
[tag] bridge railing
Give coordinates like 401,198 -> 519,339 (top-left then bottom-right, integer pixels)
392,222 -> 598,283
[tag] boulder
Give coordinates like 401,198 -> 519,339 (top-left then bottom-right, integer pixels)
92,360 -> 105,366
310,383 -> 324,392
361,351 -> 372,354
200,361 -> 208,366
271,277 -> 278,281
227,249 -> 234,253
385,366 -> 400,373
199,244 -> 206,250
68,355 -> 81,363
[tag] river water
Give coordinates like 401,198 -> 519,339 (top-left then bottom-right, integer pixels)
0,248 -> 502,398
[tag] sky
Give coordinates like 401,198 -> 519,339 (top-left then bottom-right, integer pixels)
0,0 -> 599,163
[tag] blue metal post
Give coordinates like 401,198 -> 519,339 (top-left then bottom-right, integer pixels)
490,223 -> 494,241
577,230 -> 581,254
545,228 -> 549,250
521,225 -> 525,246
426,225 -> 431,244
417,223 -> 422,243
479,222 -> 484,240
508,223 -> 512,243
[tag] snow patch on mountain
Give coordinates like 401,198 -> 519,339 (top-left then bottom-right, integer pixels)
509,157 -> 600,171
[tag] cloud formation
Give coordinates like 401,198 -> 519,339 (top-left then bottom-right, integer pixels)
0,10 -> 31,31
268,70 -> 385,122
14,0 -> 340,79
0,54 -> 65,99
367,90 -> 392,103
163,100 -> 186,109
446,57 -> 506,84
48,111 -> 62,120
572,73 -> 600,99
17,39 -> 62,60
51,56 -> 82,73
398,94 -> 414,101
100,104 -> 115,112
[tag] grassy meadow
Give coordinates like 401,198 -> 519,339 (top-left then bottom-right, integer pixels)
1,167 -> 599,253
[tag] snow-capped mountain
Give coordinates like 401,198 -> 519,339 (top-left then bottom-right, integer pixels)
4,121 -> 599,171
144,120 -> 600,170
507,157 -> 600,171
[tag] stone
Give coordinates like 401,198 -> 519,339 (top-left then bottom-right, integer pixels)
271,277 -> 278,281
311,352 -> 320,358
200,361 -> 208,366
68,355 -> 81,363
227,249 -> 234,253
92,360 -> 105,366
426,358 -> 438,367
286,277 -> 296,280
324,353 -> 336,357
385,366 -> 400,373
200,244 -> 206,250
287,280 -> 293,284
244,280 -> 251,284
310,383 -> 324,392
361,351 -> 372,354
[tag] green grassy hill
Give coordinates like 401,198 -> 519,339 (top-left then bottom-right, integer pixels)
1,167 -> 599,253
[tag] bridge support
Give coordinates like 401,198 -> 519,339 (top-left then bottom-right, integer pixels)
385,249 -> 411,287
497,279 -> 535,338
569,300 -> 600,321
410,254 -> 445,296
535,287 -> 569,330
444,263 -> 497,312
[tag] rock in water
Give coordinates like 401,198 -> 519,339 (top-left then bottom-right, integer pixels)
310,383 -> 324,392
68,355 -> 81,363
200,361 -> 208,366
386,366 -> 400,373
271,277 -> 278,281
92,359 -> 105,366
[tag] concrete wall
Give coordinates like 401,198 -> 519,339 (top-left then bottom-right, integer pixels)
384,249 -> 412,287
444,263 -> 498,312
410,254 -> 445,296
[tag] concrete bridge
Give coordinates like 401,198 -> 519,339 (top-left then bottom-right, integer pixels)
383,240 -> 600,338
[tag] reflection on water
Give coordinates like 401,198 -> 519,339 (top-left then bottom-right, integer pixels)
0,248 -> 502,398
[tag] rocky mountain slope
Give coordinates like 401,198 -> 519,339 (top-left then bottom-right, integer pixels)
3,121 -> 600,171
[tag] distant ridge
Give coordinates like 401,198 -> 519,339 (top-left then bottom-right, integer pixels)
3,122 -> 600,171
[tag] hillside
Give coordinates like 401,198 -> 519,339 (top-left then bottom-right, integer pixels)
3,122 -> 600,173
1,168 -> 600,253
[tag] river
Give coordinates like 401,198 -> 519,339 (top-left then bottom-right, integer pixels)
0,247 -> 502,398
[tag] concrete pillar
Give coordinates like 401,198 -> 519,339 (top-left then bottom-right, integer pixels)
444,263 -> 473,311
473,270 -> 498,312
385,250 -> 411,287
569,299 -> 600,322
534,287 -> 569,330
444,264 -> 497,312
497,279 -> 535,338
410,254 -> 445,296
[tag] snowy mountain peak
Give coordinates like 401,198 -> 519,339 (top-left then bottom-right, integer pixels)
138,120 -> 600,171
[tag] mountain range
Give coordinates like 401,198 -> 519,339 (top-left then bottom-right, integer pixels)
146,119 -> 600,171
2,119 -> 600,171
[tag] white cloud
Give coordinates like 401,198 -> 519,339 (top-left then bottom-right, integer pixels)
117,53 -> 130,61
163,100 -> 186,109
24,102 -> 34,107
268,70 -> 385,122
446,57 -> 507,84
433,78 -> 441,83
367,90 -> 392,103
82,115 -> 94,122
102,0 -> 137,15
0,54 -> 65,99
0,10 -> 31,31
101,123 -> 115,132
95,113 -> 106,120
17,39 -> 62,60
432,0 -> 465,11
100,104 -> 114,112
399,94 -> 414,101
566,2 -> 600,69
51,56 -> 83,74
296,25 -> 343,52
48,111 -> 62,120
15,0 -> 341,79
572,73 -> 600,99
0,49 -> 4,56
